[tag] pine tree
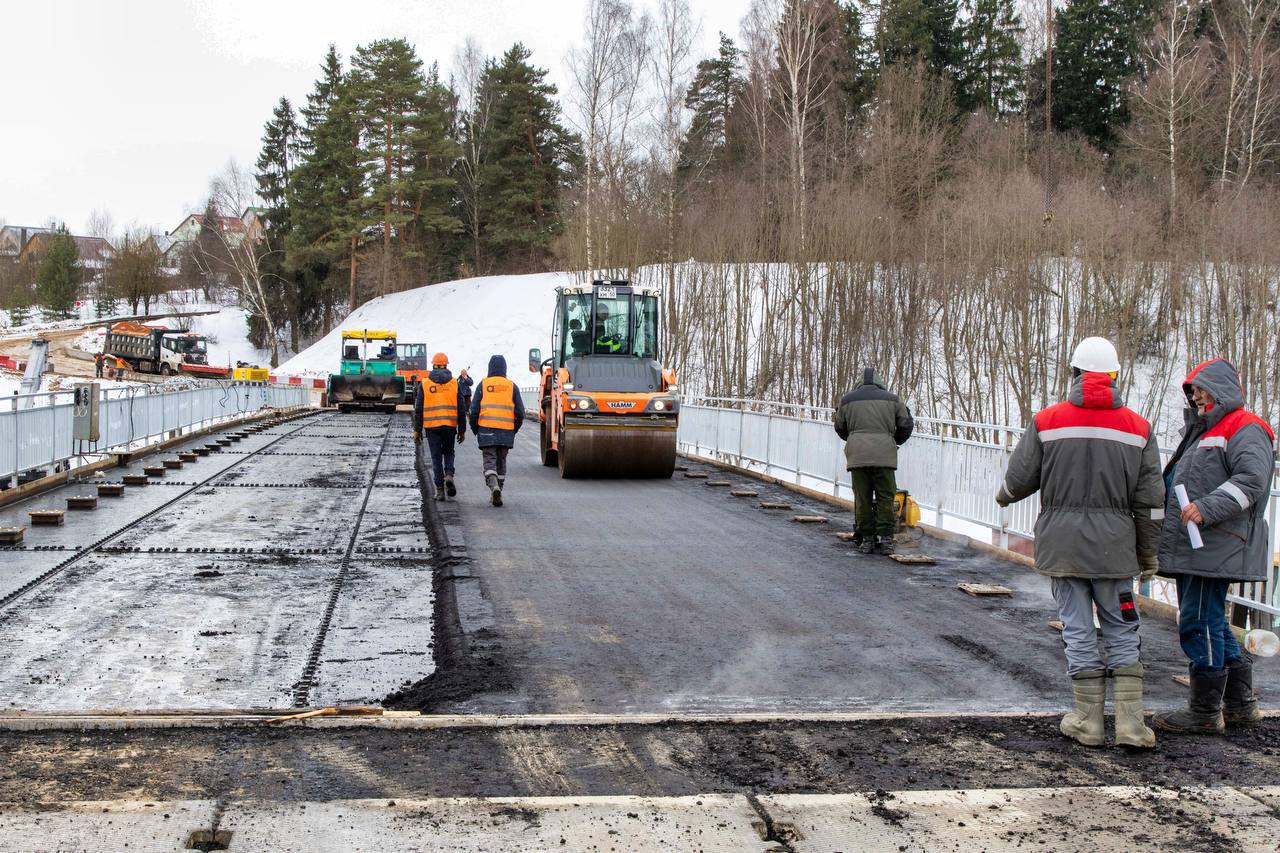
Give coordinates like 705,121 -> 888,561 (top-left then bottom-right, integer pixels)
877,0 -> 963,83
837,2 -> 879,121
35,227 -> 80,318
349,38 -> 434,296
475,43 -> 577,272
1053,0 -> 1154,148
402,63 -> 463,283
255,97 -> 300,351
679,33 -> 743,187
256,97 -> 299,233
287,45 -> 364,325
960,0 -> 1025,115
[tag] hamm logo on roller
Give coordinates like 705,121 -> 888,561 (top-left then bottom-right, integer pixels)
606,401 -> 636,410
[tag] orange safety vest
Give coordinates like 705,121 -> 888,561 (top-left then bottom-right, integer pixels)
421,379 -> 459,429
477,376 -> 516,429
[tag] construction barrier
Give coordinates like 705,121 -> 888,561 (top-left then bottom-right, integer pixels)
0,383 -> 310,485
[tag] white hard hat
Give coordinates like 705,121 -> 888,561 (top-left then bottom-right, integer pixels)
1070,337 -> 1120,373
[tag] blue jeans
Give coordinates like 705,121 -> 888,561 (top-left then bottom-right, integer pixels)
1175,574 -> 1242,673
424,427 -> 457,487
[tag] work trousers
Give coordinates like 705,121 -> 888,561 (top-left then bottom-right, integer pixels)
850,466 -> 897,538
1050,577 -> 1141,675
1174,574 -> 1242,673
424,426 -> 457,487
481,445 -> 509,489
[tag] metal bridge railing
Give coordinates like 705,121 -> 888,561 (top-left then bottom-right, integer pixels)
0,383 -> 311,484
678,397 -> 1280,627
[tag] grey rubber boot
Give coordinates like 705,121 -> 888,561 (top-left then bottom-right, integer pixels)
1111,662 -> 1156,749
1223,657 -> 1261,727
1061,670 -> 1106,747
1153,667 -> 1227,734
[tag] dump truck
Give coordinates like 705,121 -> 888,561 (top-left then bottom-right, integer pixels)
327,329 -> 405,413
395,342 -> 430,400
530,279 -> 678,477
103,322 -> 226,378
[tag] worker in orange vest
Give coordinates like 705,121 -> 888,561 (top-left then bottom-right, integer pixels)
468,354 -> 524,507
414,352 -> 467,501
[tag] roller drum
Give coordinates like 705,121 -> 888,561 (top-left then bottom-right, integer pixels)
558,420 -> 677,479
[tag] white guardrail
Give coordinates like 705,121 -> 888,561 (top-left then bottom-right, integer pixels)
677,397 -> 1280,625
0,383 -> 310,484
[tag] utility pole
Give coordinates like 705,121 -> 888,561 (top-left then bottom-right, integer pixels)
1044,0 -> 1054,225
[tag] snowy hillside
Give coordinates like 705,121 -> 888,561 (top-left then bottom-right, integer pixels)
276,273 -> 571,385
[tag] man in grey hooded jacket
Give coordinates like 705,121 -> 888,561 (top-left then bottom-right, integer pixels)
1153,358 -> 1276,735
997,338 -> 1164,749
833,368 -> 914,555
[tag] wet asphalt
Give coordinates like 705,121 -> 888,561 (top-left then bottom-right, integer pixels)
410,432 -> 1270,716
0,411 -> 434,711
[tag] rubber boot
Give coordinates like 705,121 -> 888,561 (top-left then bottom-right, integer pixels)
1153,667 -> 1227,734
445,475 -> 456,497
875,536 -> 895,556
1223,657 -> 1261,727
1111,662 -> 1156,749
1060,670 -> 1106,747
490,486 -> 503,507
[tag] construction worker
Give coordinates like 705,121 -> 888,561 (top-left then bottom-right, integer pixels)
1153,358 -> 1275,735
594,303 -> 623,354
458,368 -> 474,414
94,351 -> 105,378
413,353 -> 466,501
996,337 -> 1164,749
833,367 -> 914,555
469,354 -> 524,507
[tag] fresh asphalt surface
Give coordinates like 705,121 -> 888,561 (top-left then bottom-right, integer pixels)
0,410 -> 434,711
415,427 -> 1263,716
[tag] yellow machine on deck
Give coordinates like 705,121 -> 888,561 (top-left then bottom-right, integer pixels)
233,366 -> 270,382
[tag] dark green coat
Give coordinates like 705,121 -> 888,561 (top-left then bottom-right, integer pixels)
833,369 -> 914,470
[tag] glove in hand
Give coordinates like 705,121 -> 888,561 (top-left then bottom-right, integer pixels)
1138,556 -> 1159,581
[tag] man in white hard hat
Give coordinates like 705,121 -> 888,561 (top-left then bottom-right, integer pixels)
996,337 -> 1165,749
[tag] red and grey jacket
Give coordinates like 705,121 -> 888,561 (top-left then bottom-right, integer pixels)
998,372 -> 1165,579
1158,358 -> 1276,582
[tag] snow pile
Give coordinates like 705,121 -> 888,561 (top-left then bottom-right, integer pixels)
276,272 -> 570,384
184,307 -> 273,369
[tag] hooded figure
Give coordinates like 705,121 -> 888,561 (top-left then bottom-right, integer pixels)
414,356 -> 467,500
1153,358 -> 1276,736
833,367 -> 914,554
468,354 -> 525,506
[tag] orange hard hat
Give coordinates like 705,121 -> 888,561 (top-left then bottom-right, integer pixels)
432,352 -> 448,367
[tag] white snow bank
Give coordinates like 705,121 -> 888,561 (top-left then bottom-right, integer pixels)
184,307 -> 273,369
276,272 -> 571,385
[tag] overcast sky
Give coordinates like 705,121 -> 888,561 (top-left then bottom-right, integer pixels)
1,0 -> 749,237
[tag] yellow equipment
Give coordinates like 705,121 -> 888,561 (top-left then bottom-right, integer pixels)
895,491 -> 921,530
233,366 -> 270,382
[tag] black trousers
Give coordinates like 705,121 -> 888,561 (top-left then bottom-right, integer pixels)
850,466 -> 897,538
424,426 -> 457,486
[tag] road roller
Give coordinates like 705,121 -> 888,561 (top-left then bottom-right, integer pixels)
530,279 -> 679,478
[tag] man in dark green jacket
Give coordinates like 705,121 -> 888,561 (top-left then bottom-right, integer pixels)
834,368 -> 914,555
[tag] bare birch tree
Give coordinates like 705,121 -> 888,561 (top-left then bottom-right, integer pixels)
771,0 -> 837,253
199,161 -> 284,366
1128,0 -> 1213,224
454,37 -> 492,275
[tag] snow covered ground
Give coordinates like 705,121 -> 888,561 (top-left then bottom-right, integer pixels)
276,272 -> 570,384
